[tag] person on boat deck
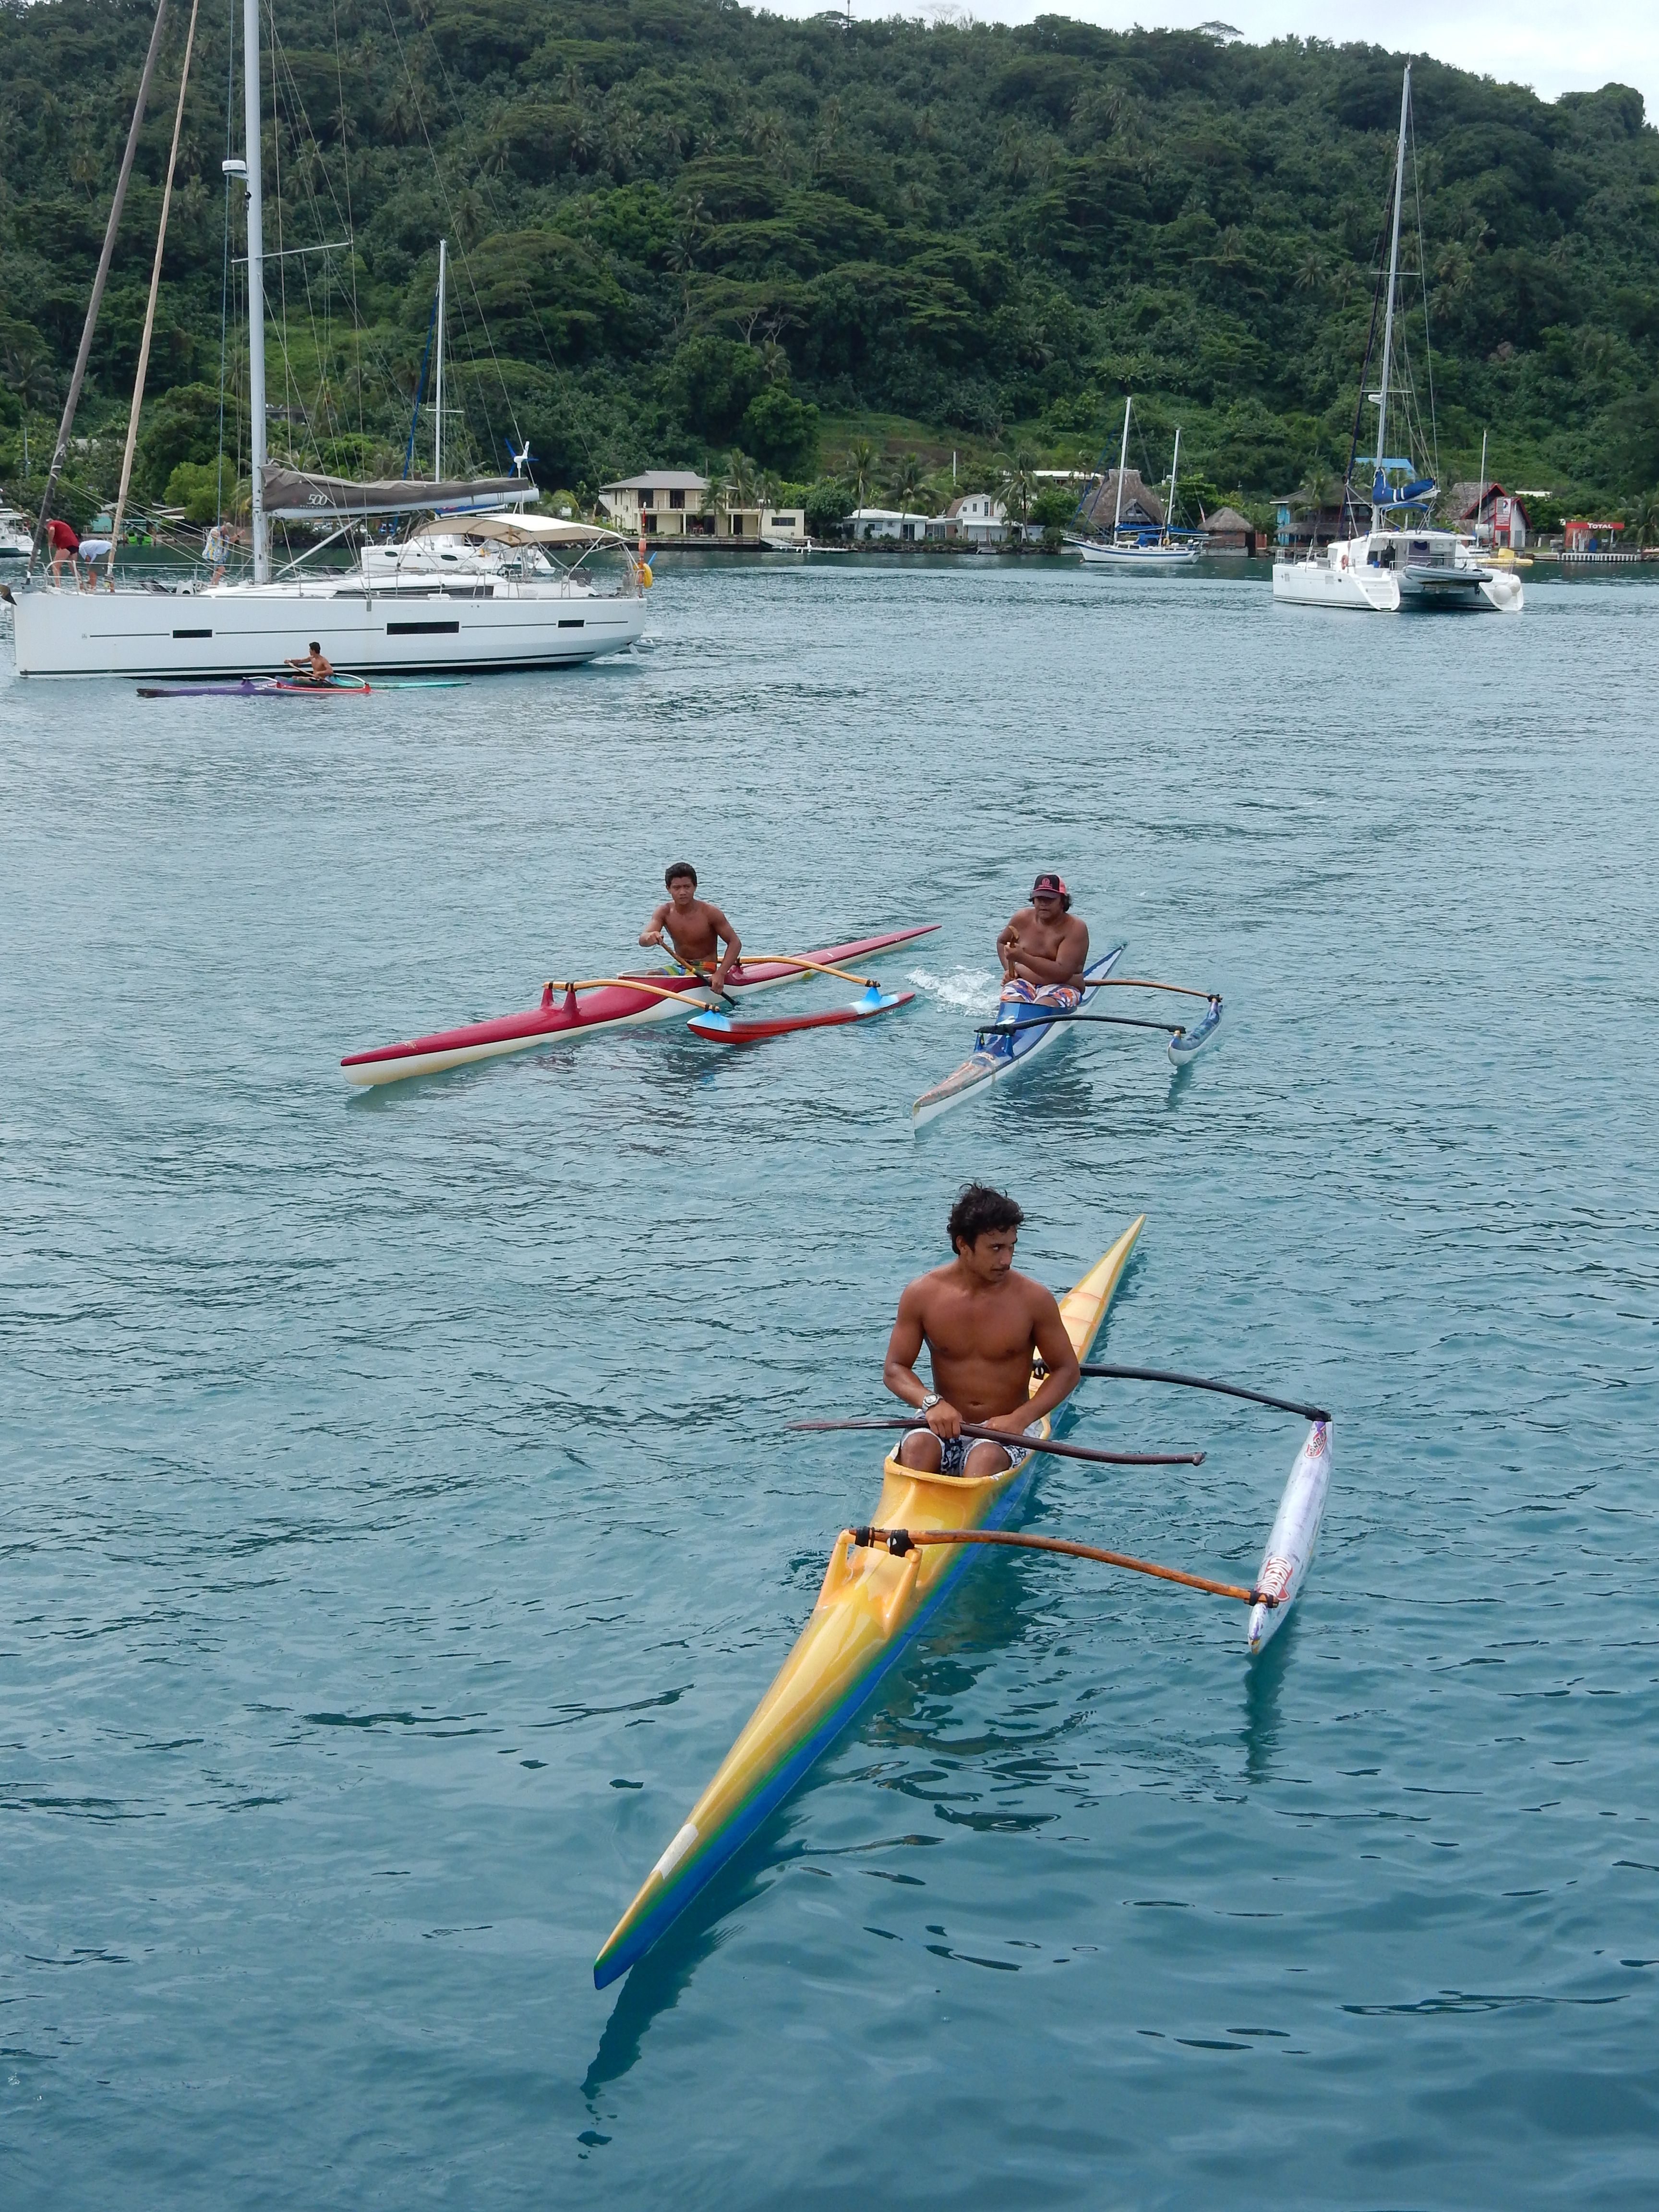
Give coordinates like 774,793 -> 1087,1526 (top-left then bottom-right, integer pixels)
883,1184 -> 1081,1480
997,873 -> 1090,1016
284,641 -> 335,685
639,862 -> 741,993
46,517 -> 81,588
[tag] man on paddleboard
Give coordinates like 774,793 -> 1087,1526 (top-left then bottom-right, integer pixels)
883,1184 -> 1081,1479
639,862 -> 742,993
996,872 -> 1089,1026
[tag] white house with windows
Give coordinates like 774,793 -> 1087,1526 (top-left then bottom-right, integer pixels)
598,471 -> 712,539
850,507 -> 930,543
939,492 -> 1009,545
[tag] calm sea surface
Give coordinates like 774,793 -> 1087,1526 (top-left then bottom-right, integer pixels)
3,558 -> 1657,2208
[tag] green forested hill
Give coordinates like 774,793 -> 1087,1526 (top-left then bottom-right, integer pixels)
2,0 -> 1657,526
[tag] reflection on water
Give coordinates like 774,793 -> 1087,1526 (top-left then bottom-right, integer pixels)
1241,1616 -> 1296,1783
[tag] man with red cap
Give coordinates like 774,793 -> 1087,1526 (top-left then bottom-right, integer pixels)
995,871 -> 1090,1025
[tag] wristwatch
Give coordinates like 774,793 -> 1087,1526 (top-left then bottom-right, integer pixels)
919,1392 -> 942,1416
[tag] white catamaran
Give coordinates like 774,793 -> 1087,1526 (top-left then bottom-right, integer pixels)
1274,63 -> 1521,617
10,0 -> 646,679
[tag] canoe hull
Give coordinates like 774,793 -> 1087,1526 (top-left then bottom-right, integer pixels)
342,926 -> 938,1084
1247,1420 -> 1332,1653
593,1215 -> 1146,1988
912,944 -> 1127,1127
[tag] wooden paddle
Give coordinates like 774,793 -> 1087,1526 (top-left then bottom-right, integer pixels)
790,1419 -> 1203,1467
1076,1363 -> 1331,1425
844,1524 -> 1275,1607
667,955 -> 737,1006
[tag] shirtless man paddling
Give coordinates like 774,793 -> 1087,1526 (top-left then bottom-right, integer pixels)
883,1184 -> 1081,1479
992,871 -> 1091,1034
638,861 -> 742,994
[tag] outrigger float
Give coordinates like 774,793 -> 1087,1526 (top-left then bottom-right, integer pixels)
594,1219 -> 1332,1988
341,926 -> 935,1085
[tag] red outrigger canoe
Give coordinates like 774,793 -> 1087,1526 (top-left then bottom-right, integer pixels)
341,926 -> 938,1086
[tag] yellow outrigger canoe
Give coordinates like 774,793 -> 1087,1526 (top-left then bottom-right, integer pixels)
594,1215 -> 1145,1988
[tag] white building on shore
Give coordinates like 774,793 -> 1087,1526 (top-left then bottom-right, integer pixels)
598,471 -> 805,547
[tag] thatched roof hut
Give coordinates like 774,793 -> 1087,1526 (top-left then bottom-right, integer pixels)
1201,505 -> 1257,553
1078,469 -> 1165,532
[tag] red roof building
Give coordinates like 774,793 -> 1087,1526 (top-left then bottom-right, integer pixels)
1452,481 -> 1530,549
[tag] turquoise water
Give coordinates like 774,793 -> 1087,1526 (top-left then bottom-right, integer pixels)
3,562 -> 1657,2207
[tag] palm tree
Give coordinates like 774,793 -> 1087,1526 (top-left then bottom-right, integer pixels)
845,438 -> 877,509
3,341 -> 54,413
721,449 -> 760,513
1631,488 -> 1659,551
889,452 -> 928,516
998,450 -> 1035,529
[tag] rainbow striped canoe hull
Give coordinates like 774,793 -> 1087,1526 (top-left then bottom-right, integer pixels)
593,1216 -> 1145,1988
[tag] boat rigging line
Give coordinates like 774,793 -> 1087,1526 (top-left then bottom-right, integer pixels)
28,0 -> 171,574
108,0 -> 203,585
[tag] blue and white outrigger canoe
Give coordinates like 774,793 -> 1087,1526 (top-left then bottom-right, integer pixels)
912,945 -> 1129,1127
912,945 -> 1222,1125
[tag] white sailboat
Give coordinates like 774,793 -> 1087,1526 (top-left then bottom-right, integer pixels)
1070,399 -> 1200,569
10,0 -> 646,679
1273,64 -> 1521,617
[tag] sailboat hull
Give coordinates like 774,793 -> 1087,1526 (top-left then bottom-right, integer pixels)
11,577 -> 647,678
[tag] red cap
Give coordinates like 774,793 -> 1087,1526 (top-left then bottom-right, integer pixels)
1031,872 -> 1068,899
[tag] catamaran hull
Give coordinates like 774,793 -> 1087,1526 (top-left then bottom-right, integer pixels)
10,577 -> 647,678
912,944 -> 1127,1126
592,1220 -> 1146,1988
1274,556 -> 1522,614
342,926 -> 939,1084
1273,559 -> 1399,611
1247,1420 -> 1332,1653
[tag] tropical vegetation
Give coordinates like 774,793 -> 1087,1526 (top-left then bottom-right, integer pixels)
2,0 -> 1657,533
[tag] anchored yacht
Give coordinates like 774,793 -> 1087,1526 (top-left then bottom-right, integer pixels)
9,0 -> 646,678
1274,63 -> 1522,618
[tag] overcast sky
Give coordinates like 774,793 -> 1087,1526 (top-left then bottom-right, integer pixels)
793,1 -> 1659,127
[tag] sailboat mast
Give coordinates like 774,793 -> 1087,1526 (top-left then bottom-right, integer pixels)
434,238 -> 446,481
244,0 -> 268,583
1113,396 -> 1130,535
1167,424 -> 1180,542
1478,426 -> 1488,537
1375,61 -> 1410,478
27,0 -> 170,572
